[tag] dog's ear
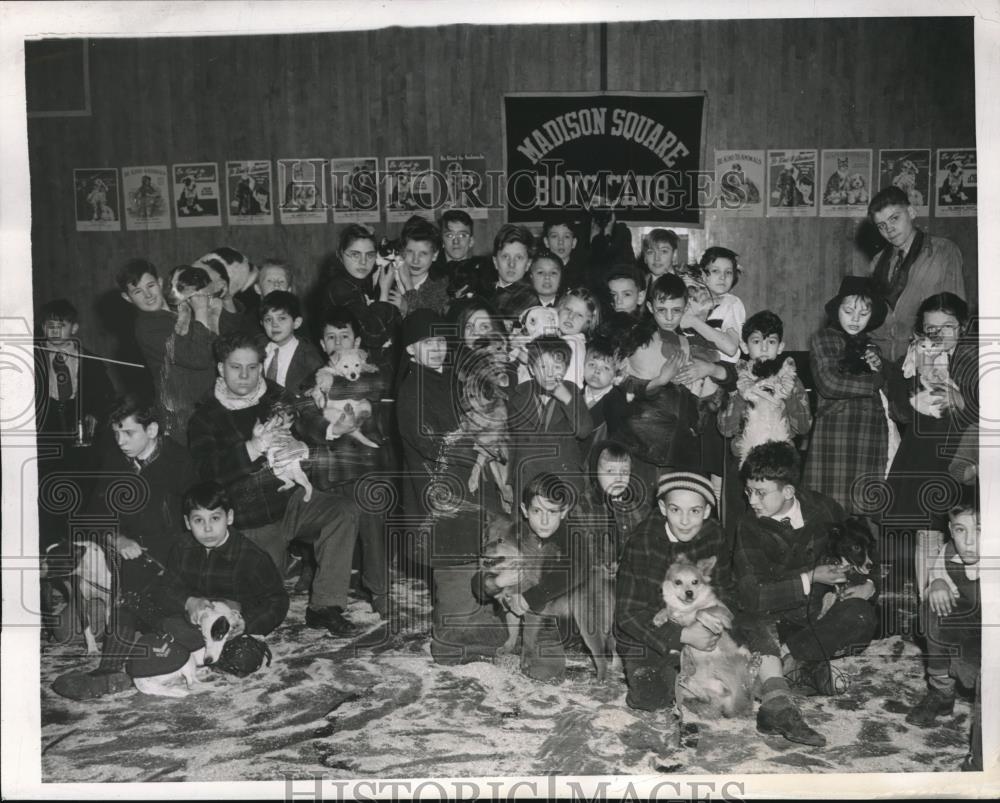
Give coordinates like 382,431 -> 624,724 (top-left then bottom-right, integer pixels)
210,616 -> 231,642
695,555 -> 718,577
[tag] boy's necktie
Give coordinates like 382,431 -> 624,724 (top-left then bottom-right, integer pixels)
265,346 -> 279,381
52,353 -> 73,400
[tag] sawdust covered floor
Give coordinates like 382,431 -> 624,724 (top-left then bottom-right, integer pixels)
39,572 -> 974,782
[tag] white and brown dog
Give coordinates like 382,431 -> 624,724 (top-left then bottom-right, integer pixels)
131,600 -> 241,698
41,538 -> 114,654
166,264 -> 227,336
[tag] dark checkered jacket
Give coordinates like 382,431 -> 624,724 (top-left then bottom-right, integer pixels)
733,488 -> 844,618
614,515 -> 730,658
153,528 -> 289,635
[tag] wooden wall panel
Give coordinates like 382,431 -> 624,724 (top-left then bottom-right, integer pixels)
26,18 -> 977,371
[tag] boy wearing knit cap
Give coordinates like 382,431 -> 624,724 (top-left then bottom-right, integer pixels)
615,470 -> 732,713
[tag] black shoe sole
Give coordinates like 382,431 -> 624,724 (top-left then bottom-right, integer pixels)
757,722 -> 827,747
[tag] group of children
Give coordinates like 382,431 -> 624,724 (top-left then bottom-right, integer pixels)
36,195 -> 979,764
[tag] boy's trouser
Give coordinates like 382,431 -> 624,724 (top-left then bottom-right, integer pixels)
359,508 -> 388,598
430,561 -> 509,665
736,598 -> 878,660
520,611 -> 567,682
243,486 -> 359,608
922,597 -> 980,684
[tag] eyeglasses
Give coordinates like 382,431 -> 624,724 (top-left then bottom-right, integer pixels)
923,324 -> 959,336
443,232 -> 471,242
744,487 -> 779,501
344,250 -> 376,262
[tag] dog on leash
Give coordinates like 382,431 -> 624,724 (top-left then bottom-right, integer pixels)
480,527 -> 617,682
652,555 -> 754,717
131,600 -> 241,698
813,518 -> 877,620
41,538 -> 115,654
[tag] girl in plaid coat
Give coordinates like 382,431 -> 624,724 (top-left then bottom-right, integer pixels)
803,277 -> 896,513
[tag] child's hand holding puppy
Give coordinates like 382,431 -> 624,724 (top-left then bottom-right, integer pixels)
927,577 -> 959,617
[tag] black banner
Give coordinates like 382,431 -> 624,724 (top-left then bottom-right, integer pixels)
503,92 -> 706,225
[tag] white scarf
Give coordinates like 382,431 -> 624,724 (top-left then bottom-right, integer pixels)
214,376 -> 267,410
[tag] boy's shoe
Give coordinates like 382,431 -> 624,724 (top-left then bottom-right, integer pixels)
756,703 -> 827,747
367,592 -> 388,618
51,668 -> 133,701
801,660 -> 836,696
905,687 -> 955,727
305,605 -> 360,637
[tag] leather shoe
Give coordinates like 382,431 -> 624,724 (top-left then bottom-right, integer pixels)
905,687 -> 955,727
51,668 -> 133,701
305,605 -> 359,637
757,703 -> 827,747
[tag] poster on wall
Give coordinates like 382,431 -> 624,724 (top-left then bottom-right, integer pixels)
935,148 -> 977,217
818,149 -> 872,218
277,158 -> 328,225
384,156 -> 435,223
766,149 -> 818,217
172,162 -> 222,228
73,168 -> 120,232
122,165 -> 171,230
330,157 -> 380,226
225,160 -> 274,226
877,149 -> 931,218
503,92 -> 706,225
439,153 -> 489,220
714,150 -> 764,216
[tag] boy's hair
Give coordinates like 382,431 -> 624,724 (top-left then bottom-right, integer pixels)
585,334 -> 619,363
949,486 -> 979,520
213,331 -> 266,363
108,394 -> 159,429
526,335 -> 572,369
597,441 -> 631,464
739,441 -> 801,487
642,228 -> 679,251
915,291 -> 970,330
541,210 -> 578,238
323,305 -> 361,338
116,258 -> 158,292
259,290 -> 301,320
521,471 -> 576,512
400,215 -> 442,252
698,246 -> 740,288
605,263 -> 644,289
530,249 -> 564,270
338,223 -> 376,255
440,209 -> 473,231
259,257 -> 291,276
558,286 -> 602,333
39,298 -> 78,325
742,310 -> 784,343
182,480 -> 233,517
868,186 -> 910,218
648,273 -> 688,304
492,223 -> 536,257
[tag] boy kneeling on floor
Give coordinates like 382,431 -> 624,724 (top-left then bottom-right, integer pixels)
733,442 -> 878,747
52,481 -> 289,699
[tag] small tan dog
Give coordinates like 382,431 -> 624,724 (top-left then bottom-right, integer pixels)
653,555 -> 754,717
131,600 -> 242,698
262,401 -> 313,501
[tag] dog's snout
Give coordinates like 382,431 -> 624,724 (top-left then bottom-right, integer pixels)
684,589 -> 694,600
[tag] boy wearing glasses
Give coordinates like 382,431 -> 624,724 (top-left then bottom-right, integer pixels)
733,442 -> 878,747
866,186 -> 965,361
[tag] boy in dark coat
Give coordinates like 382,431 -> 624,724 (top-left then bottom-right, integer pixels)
733,442 -> 878,747
507,335 -> 594,501
259,290 -> 324,393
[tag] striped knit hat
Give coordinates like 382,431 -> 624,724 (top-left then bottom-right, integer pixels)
656,471 -> 715,507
